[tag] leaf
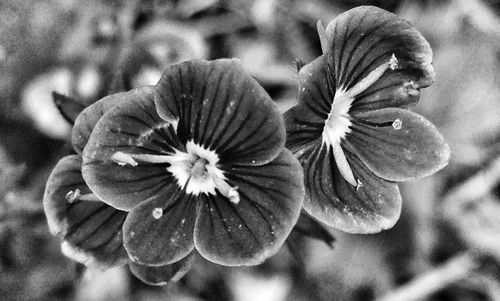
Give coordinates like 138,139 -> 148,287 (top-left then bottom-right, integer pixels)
292,211 -> 335,247
52,91 -> 86,124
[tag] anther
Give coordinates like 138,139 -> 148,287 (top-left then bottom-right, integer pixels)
66,189 -> 81,203
356,179 -> 363,191
65,189 -> 100,203
152,207 -> 163,219
392,118 -> 403,130
389,53 -> 398,70
206,165 -> 240,204
227,187 -> 240,204
332,143 -> 357,187
111,151 -> 182,166
111,152 -> 138,166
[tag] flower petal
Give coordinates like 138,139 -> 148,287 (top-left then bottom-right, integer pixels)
123,186 -> 197,266
345,108 -> 450,181
296,55 -> 335,118
43,155 -> 86,237
128,252 -> 195,286
43,155 -> 128,267
194,149 -> 304,266
285,55 -> 330,154
72,91 -> 130,154
300,142 -> 401,233
154,59 -> 285,166
82,86 -> 182,211
324,6 -> 434,112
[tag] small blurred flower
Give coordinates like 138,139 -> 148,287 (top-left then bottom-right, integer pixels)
21,68 -> 73,139
110,20 -> 207,92
285,6 -> 449,233
79,59 -> 304,267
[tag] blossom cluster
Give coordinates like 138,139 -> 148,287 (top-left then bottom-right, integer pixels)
43,6 -> 449,285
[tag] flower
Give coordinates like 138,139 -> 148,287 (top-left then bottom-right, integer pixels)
80,59 -> 304,266
43,91 -> 194,285
284,6 -> 450,233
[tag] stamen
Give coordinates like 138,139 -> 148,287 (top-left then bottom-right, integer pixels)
78,193 -> 101,202
227,188 -> 240,204
152,207 -> 163,219
389,53 -> 398,70
65,189 -> 100,203
347,53 -> 397,98
392,118 -> 402,130
111,151 -> 181,166
165,119 -> 179,134
322,54 -> 398,186
356,179 -> 363,191
331,143 -> 357,186
65,189 -> 81,203
145,140 -> 240,202
111,152 -> 138,166
206,165 -> 240,204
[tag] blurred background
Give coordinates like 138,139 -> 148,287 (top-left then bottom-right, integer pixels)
2,0 -> 500,300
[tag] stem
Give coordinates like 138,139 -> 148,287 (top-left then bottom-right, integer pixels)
442,156 -> 500,207
376,253 -> 479,301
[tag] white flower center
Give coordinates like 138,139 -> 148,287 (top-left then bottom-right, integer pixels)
111,140 -> 240,204
322,54 -> 398,187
